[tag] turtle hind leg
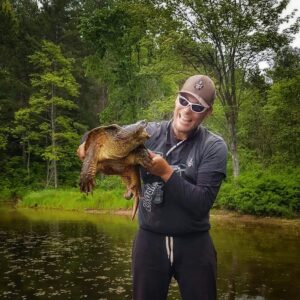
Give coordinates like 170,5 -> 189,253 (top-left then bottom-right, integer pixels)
122,182 -> 139,220
121,175 -> 134,200
131,195 -> 139,220
124,188 -> 133,200
120,166 -> 141,220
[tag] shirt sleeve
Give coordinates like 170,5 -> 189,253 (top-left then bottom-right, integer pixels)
163,139 -> 227,217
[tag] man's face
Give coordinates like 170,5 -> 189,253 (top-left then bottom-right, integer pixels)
172,94 -> 211,140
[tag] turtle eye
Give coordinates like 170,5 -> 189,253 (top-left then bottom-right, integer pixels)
139,120 -> 147,127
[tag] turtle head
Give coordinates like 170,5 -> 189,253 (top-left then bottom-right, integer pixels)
134,120 -> 150,142
116,120 -> 150,145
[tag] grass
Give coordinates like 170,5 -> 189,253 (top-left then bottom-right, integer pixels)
17,187 -> 134,211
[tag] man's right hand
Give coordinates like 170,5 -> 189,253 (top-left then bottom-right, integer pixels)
77,142 -> 86,161
144,151 -> 174,182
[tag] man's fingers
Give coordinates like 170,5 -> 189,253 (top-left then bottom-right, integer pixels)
77,143 -> 86,161
148,151 -> 156,158
143,159 -> 153,169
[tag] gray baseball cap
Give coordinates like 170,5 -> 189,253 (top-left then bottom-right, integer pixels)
179,75 -> 216,108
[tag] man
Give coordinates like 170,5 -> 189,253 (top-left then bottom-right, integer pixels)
77,75 -> 227,300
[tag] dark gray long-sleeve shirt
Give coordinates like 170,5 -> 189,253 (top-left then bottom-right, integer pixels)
138,121 -> 228,236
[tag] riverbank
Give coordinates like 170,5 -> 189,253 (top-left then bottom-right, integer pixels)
3,186 -> 299,227
2,166 -> 300,218
12,204 -> 300,229
210,209 -> 300,227
94,208 -> 300,227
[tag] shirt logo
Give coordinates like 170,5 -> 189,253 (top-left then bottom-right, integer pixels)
187,158 -> 193,167
142,183 -> 156,212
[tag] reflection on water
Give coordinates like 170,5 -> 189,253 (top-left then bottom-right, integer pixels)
213,219 -> 300,300
0,206 -> 299,300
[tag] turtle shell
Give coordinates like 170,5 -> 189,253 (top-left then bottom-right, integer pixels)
79,120 -> 151,219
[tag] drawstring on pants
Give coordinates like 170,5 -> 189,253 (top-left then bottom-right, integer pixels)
165,236 -> 174,266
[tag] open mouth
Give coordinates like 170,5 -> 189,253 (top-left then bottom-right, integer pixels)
179,113 -> 192,124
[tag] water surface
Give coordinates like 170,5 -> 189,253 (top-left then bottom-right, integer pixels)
0,206 -> 299,299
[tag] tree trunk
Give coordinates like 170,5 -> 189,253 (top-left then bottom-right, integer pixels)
230,123 -> 239,178
27,141 -> 30,181
218,67 -> 240,178
51,83 -> 58,188
226,110 -> 240,178
46,160 -> 50,187
53,160 -> 57,188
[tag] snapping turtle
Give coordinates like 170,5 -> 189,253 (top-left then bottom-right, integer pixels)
79,120 -> 151,219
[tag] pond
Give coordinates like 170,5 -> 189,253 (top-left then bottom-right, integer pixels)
0,205 -> 299,299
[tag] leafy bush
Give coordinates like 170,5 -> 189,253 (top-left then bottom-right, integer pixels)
216,168 -> 300,218
96,175 -> 124,191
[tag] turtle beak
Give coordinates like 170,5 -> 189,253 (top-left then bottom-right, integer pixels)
143,131 -> 150,139
139,120 -> 148,128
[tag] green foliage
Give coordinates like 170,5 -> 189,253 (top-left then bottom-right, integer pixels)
262,75 -> 300,164
0,126 -> 9,150
141,95 -> 174,121
0,155 -> 45,200
95,175 -> 123,191
151,0 -> 300,177
0,0 -> 300,219
238,46 -> 300,166
80,1 -> 148,123
80,1 -> 188,125
270,47 -> 300,81
204,100 -> 229,141
12,40 -> 83,188
216,168 -> 300,218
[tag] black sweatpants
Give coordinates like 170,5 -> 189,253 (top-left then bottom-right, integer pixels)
132,228 -> 217,300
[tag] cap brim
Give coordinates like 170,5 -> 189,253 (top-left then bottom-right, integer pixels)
179,91 -> 209,108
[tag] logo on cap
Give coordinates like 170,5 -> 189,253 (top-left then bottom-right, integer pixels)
194,80 -> 204,90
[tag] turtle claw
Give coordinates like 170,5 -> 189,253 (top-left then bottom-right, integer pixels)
80,176 -> 95,194
131,196 -> 139,220
124,190 -> 133,200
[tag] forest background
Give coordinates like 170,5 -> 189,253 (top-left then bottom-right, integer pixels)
0,0 -> 299,217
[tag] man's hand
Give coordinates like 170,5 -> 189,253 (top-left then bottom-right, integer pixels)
145,152 -> 174,182
77,142 -> 86,161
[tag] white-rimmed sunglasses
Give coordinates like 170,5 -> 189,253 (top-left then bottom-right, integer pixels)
177,95 -> 208,113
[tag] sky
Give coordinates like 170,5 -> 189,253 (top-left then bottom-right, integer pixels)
282,0 -> 300,48
259,0 -> 300,69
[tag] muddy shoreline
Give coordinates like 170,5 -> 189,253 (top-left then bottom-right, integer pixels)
84,208 -> 300,227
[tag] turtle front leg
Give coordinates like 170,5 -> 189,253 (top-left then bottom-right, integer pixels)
79,141 -> 99,194
131,147 -> 152,168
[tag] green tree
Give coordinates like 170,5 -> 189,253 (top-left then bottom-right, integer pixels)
0,0 -> 18,150
80,0 -> 187,125
236,46 -> 300,167
262,75 -> 300,164
151,0 -> 300,177
269,46 -> 300,81
1,0 -> 43,185
237,67 -> 270,166
14,40 -> 81,188
264,46 -> 300,164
